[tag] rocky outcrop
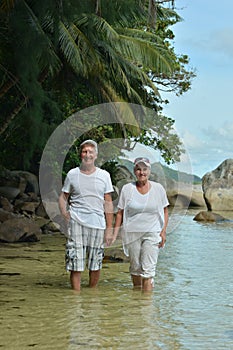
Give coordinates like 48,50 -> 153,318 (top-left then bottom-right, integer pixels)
0,217 -> 41,242
193,211 -> 226,222
166,183 -> 206,208
115,165 -> 206,209
202,159 -> 233,211
0,168 -> 60,243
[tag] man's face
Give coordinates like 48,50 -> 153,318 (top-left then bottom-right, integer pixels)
80,145 -> 97,164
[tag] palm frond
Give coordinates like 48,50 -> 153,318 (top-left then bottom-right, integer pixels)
59,21 -> 88,76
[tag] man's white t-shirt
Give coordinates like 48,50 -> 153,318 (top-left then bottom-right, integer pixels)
118,181 -> 169,234
62,167 -> 113,229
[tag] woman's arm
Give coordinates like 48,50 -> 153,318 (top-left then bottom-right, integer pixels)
112,209 -> 124,244
159,206 -> 168,248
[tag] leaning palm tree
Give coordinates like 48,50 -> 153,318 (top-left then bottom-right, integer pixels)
0,0 -> 177,133
0,0 -> 189,169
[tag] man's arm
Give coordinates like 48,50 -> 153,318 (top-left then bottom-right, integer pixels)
104,192 -> 114,246
58,192 -> 70,222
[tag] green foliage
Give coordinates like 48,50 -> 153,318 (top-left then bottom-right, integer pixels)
0,0 -> 195,173
119,158 -> 202,184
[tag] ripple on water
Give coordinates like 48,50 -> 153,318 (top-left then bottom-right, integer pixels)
1,214 -> 233,350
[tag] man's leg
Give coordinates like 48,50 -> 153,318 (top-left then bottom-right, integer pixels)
70,271 -> 81,291
89,270 -> 100,288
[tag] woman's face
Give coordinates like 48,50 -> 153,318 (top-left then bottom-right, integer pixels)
134,162 -> 151,181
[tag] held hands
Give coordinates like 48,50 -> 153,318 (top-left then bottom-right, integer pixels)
62,211 -> 71,222
104,228 -> 117,247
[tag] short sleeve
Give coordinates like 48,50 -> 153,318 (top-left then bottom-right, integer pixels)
104,171 -> 114,193
117,183 -> 132,209
61,173 -> 71,193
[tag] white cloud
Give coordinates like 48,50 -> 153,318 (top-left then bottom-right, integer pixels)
179,122 -> 233,177
208,29 -> 233,59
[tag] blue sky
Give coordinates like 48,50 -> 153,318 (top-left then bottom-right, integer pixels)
162,0 -> 233,177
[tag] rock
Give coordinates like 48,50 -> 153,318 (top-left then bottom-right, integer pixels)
11,170 -> 39,195
0,186 -> 20,200
193,211 -> 226,222
0,168 -> 39,196
115,165 -> 206,209
104,247 -> 129,263
0,217 -> 41,242
34,216 -> 51,228
35,202 -> 49,218
0,208 -> 17,222
0,196 -> 14,212
167,184 -> 206,208
202,159 -> 233,211
41,221 -> 60,234
14,201 -> 39,215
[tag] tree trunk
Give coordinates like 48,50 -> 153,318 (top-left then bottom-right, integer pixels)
148,0 -> 157,29
0,97 -> 28,137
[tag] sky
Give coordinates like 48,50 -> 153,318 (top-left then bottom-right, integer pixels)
161,0 -> 233,177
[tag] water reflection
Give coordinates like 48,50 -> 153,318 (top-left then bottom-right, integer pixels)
1,210 -> 233,349
65,285 -> 182,350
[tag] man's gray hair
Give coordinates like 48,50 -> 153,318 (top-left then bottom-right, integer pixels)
80,139 -> 98,153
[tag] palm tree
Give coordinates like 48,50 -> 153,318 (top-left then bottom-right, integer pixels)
0,0 -> 190,169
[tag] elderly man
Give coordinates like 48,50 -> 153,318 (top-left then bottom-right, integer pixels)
59,140 -> 114,291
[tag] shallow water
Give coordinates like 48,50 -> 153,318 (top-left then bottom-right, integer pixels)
0,210 -> 233,349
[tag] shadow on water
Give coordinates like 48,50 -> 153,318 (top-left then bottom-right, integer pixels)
1,210 -> 233,349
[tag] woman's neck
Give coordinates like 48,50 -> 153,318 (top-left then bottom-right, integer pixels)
136,180 -> 148,187
136,180 -> 150,193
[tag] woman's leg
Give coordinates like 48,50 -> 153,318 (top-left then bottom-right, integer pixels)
142,277 -> 154,292
127,235 -> 142,289
131,274 -> 142,289
141,237 -> 159,292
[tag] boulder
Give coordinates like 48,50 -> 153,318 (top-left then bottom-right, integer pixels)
14,201 -> 39,215
0,196 -> 13,212
0,168 -> 39,197
0,186 -> 20,200
202,159 -> 233,211
167,184 -> 206,208
0,217 -> 41,242
193,211 -> 226,222
115,165 -> 206,209
11,170 -> 39,195
0,208 -> 17,222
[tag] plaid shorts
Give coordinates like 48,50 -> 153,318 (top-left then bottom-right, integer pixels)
65,219 -> 105,272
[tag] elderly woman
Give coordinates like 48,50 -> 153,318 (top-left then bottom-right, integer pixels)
113,157 -> 169,292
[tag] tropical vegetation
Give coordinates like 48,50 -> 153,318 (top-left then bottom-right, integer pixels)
0,0 -> 195,179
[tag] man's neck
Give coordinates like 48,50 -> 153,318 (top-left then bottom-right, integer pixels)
80,164 -> 96,174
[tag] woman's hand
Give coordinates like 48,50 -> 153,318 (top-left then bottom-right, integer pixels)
63,211 -> 71,222
159,229 -> 166,248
